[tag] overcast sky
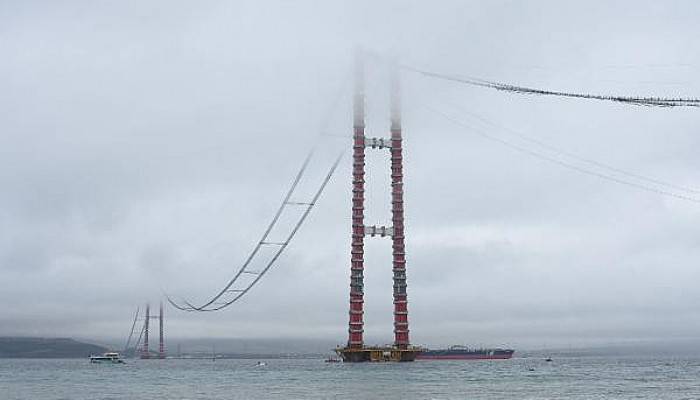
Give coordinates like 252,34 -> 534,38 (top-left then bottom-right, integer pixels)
2,1 -> 700,349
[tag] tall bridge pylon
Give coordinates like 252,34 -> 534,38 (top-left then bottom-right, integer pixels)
337,54 -> 419,362
139,302 -> 166,359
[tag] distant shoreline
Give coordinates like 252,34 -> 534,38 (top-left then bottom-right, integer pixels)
0,337 -> 108,359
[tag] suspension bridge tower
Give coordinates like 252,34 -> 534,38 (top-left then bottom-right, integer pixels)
336,55 -> 420,362
139,302 -> 166,359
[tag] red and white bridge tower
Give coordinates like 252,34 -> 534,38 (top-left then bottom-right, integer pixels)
140,302 -> 166,359
338,55 -> 417,362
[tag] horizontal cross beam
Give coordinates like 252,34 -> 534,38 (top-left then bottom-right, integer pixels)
364,137 -> 392,150
363,225 -> 394,238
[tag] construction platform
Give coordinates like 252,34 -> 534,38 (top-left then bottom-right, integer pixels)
335,346 -> 421,362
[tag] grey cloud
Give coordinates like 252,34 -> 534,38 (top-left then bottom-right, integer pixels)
2,0 -> 700,350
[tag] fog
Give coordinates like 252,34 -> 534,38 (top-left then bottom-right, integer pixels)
2,1 -> 700,350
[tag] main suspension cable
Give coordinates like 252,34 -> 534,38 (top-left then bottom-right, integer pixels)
173,150 -> 345,312
425,104 -> 700,204
167,149 -> 344,312
442,102 -> 700,195
167,149 -> 315,311
404,65 -> 700,108
132,319 -> 146,356
166,69 -> 351,312
123,306 -> 140,354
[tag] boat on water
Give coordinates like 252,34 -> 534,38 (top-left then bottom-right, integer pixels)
416,345 -> 514,360
90,352 -> 125,364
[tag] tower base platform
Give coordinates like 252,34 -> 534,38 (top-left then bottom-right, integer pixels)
335,346 -> 420,362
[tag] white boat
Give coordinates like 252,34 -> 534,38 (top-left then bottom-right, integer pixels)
90,352 -> 125,364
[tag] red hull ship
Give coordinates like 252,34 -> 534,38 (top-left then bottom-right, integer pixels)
416,345 -> 514,360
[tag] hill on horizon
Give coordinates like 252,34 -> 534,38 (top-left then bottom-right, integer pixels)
0,337 -> 108,358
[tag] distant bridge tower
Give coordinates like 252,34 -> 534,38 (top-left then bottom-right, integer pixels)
336,54 -> 418,362
139,302 -> 166,359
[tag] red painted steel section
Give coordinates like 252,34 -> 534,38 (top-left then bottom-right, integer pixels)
390,67 -> 409,348
348,55 -> 365,348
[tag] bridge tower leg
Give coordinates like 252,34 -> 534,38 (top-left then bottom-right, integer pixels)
141,303 -> 150,359
347,52 -> 366,351
158,302 -> 165,359
390,63 -> 410,349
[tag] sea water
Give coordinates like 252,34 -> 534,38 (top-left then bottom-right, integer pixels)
1,356 -> 699,399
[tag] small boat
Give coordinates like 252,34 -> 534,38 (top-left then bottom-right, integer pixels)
90,352 -> 125,364
325,357 -> 341,363
545,357 -> 553,362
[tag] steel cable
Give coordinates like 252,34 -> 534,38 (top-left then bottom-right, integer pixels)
167,150 -> 315,311
173,150 -> 345,311
404,65 -> 700,108
123,307 -> 140,354
425,105 -> 700,204
167,72 -> 351,312
167,150 -> 344,312
441,103 -> 700,195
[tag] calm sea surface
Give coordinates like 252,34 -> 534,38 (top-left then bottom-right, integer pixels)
1,356 -> 699,399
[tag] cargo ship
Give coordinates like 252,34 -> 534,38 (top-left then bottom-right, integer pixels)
417,345 -> 514,360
